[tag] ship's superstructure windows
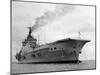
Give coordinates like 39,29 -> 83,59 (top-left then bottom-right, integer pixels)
50,47 -> 57,51
73,46 -> 76,48
70,50 -> 76,55
32,54 -> 36,57
54,47 -> 56,50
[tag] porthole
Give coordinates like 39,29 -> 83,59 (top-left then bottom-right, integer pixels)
54,47 -> 56,50
32,54 -> 36,57
79,51 -> 81,53
73,50 -> 76,53
73,46 -> 76,48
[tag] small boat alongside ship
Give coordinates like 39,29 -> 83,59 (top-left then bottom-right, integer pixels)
15,26 -> 90,64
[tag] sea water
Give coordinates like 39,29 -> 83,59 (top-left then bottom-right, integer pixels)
11,60 -> 95,74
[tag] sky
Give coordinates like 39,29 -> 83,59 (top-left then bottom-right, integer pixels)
12,1 -> 95,62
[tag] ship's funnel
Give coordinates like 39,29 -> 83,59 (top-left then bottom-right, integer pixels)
27,26 -> 32,36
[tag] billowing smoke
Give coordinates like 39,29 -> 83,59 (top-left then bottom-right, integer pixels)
31,4 -> 75,32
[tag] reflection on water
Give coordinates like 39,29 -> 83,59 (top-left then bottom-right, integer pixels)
11,60 -> 95,74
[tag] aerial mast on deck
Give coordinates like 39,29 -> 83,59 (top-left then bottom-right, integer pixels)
78,32 -> 81,39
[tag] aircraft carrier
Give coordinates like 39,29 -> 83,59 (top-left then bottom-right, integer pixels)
15,26 -> 90,64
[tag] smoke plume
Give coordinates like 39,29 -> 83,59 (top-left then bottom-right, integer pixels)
31,4 -> 75,31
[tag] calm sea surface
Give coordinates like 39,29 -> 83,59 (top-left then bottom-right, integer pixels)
11,60 -> 95,74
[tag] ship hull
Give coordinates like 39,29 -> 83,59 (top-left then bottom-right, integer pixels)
17,38 -> 89,64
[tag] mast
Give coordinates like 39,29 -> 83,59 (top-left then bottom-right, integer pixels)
78,32 -> 81,39
38,35 -> 40,45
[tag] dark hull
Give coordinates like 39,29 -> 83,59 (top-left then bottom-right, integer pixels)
17,38 -> 90,64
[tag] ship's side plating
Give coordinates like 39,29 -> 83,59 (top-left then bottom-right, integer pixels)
17,38 -> 90,64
